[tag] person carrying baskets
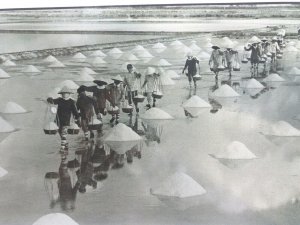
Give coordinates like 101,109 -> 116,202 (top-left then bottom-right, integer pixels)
209,45 -> 224,86
182,52 -> 200,89
244,41 -> 262,78
223,44 -> 239,78
47,86 -> 80,152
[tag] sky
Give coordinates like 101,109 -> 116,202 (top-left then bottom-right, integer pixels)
0,0 -> 299,9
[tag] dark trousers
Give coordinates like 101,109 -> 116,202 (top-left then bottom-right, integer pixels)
127,91 -> 138,105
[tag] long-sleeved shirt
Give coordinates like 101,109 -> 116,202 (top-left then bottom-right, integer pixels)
106,83 -> 125,107
244,45 -> 261,63
142,74 -> 161,93
76,93 -> 95,120
183,57 -> 200,76
84,86 -> 108,114
224,50 -> 238,64
48,97 -> 79,127
123,72 -> 141,91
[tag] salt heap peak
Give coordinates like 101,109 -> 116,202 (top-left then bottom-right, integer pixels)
188,43 -> 202,52
76,72 -> 94,82
0,167 -> 8,178
72,52 -> 86,59
2,101 -> 27,114
183,95 -> 211,108
107,48 -> 123,55
0,116 -> 15,132
91,57 -> 106,64
81,67 -> 97,75
263,73 -> 285,82
152,42 -> 166,49
43,55 -> 58,63
142,108 -> 173,120
48,60 -> 65,68
245,78 -> 264,89
156,59 -> 171,66
136,50 -> 154,58
267,121 -> 300,137
288,67 -> 300,75
32,213 -> 79,225
121,53 -> 139,61
0,68 -> 10,78
132,45 -> 145,51
103,123 -> 142,154
150,172 -> 207,198
165,70 -> 180,79
197,51 -> 211,60
215,141 -> 257,159
212,84 -> 240,98
169,40 -> 184,47
159,71 -> 175,86
90,50 -> 106,57
23,65 -> 41,73
3,60 -> 16,66
57,80 -> 79,90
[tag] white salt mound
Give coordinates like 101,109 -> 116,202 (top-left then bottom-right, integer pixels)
215,141 -> 257,159
166,70 -> 180,79
169,40 -> 184,46
121,53 -> 139,61
213,84 -> 240,97
152,43 -> 166,49
43,55 -> 58,63
3,60 -> 16,66
245,78 -> 264,89
23,65 -> 41,73
142,108 -> 173,120
57,80 -> 79,90
48,61 -> 65,68
44,122 -> 58,130
91,57 -> 106,64
197,51 -> 211,60
263,73 -> 285,82
0,116 -> 15,132
81,67 -> 97,75
108,48 -> 123,55
157,59 -> 171,66
189,43 -> 201,52
136,50 -> 153,58
132,45 -> 145,51
2,101 -> 27,114
151,172 -> 207,198
266,121 -> 300,136
105,123 -> 141,142
183,95 -> 211,108
76,72 -> 94,82
285,46 -> 298,52
160,73 -> 175,85
32,213 -> 79,225
0,68 -> 10,78
288,67 -> 300,75
0,167 -> 8,178
90,50 -> 106,57
73,52 -> 86,59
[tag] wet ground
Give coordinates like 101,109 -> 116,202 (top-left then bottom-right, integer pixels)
1,23 -> 300,225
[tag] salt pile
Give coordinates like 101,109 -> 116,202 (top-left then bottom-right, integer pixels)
245,78 -> 264,89
165,70 -> 181,79
212,84 -> 240,97
288,67 -> 300,75
81,67 -> 97,75
215,141 -> 257,159
0,167 -> 8,178
72,52 -> 86,59
0,68 -> 10,78
152,42 -> 166,49
264,121 -> 300,136
91,57 -> 106,64
120,53 -> 139,61
107,48 -> 123,55
169,40 -> 184,47
3,60 -> 16,66
0,116 -> 15,132
188,43 -> 201,52
75,72 -> 94,82
104,123 -> 142,154
159,71 -> 175,85
156,59 -> 171,66
174,46 -> 193,57
150,172 -> 207,198
90,50 -> 106,57
197,51 -> 211,60
57,80 -> 79,90
23,65 -> 41,73
32,213 -> 79,225
43,55 -> 58,63
263,73 -> 285,82
2,101 -> 27,114
142,108 -> 173,120
136,50 -> 153,58
132,45 -> 145,52
48,61 -> 65,68
183,96 -> 211,108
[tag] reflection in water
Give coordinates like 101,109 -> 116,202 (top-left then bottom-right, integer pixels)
44,129 -> 143,212
142,121 -> 163,145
